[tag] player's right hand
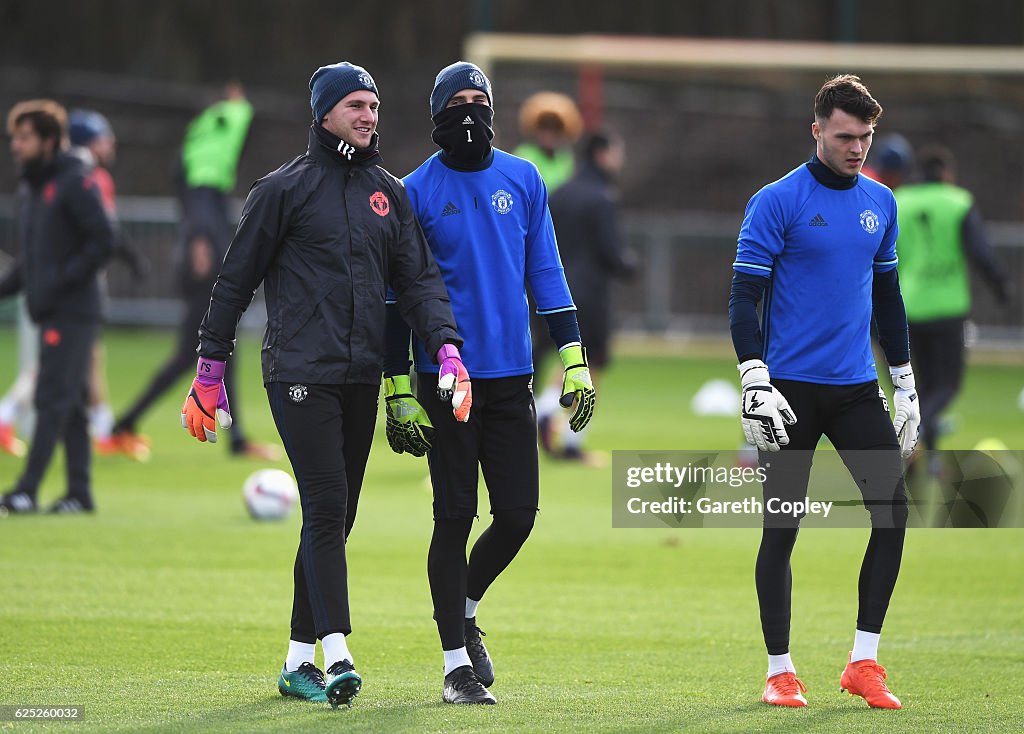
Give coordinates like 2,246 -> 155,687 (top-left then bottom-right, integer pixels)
181,357 -> 232,443
436,344 -> 472,422
738,359 -> 797,452
383,375 -> 435,457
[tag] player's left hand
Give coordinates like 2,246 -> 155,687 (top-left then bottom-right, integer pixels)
558,344 -> 596,432
889,364 -> 920,458
181,357 -> 232,443
436,344 -> 472,422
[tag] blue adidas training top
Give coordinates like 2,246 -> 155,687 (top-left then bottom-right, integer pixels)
400,149 -> 575,378
734,162 -> 899,385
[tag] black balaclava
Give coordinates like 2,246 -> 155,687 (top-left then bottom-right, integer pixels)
431,103 -> 494,166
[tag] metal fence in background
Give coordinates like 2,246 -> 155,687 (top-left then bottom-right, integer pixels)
0,196 -> 1021,348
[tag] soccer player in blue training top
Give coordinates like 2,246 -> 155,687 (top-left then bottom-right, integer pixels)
382,61 -> 596,705
729,74 -> 920,710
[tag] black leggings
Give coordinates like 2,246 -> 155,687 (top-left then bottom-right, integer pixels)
429,509 -> 536,650
267,382 -> 378,642
755,379 -> 908,655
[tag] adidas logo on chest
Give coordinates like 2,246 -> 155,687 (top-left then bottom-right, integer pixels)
442,201 -> 461,216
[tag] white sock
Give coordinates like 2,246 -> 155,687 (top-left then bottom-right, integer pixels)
535,386 -> 562,418
0,397 -> 16,424
564,421 -> 586,449
322,633 -> 352,670
443,647 -> 472,676
285,640 -> 316,672
465,597 -> 480,619
767,653 -> 795,677
89,403 -> 114,439
851,630 -> 880,662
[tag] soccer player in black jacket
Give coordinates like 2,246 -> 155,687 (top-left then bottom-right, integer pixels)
180,62 -> 470,708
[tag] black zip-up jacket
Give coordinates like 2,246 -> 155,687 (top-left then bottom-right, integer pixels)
0,152 -> 114,322
198,127 -> 462,385
548,162 -> 635,314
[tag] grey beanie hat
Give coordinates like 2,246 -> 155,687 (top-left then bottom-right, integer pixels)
69,109 -> 113,146
429,61 -> 492,118
873,133 -> 913,174
309,62 -> 378,122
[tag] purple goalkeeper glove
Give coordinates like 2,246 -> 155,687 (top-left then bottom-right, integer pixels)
181,357 -> 232,443
436,344 -> 472,422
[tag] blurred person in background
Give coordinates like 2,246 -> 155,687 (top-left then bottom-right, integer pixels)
0,108 -> 140,456
513,91 -> 583,192
875,140 -> 1010,468
0,99 -> 114,514
730,75 -> 916,709
0,286 -> 35,458
67,109 -> 150,451
536,130 -> 635,463
103,81 -> 275,461
383,62 -> 596,705
514,92 -> 585,375
183,61 -> 467,708
863,132 -> 911,190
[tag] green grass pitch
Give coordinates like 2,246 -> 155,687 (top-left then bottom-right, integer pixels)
0,327 -> 1022,732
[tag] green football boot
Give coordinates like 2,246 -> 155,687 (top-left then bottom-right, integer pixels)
325,660 -> 361,709
278,662 -> 328,702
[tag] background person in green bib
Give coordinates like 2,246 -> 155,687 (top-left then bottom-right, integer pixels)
106,81 -> 276,461
879,141 -> 1010,461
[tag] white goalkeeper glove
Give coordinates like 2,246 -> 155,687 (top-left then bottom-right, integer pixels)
738,359 -> 797,452
889,363 -> 920,458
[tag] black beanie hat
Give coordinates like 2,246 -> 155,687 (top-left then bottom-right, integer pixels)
309,62 -> 379,123
429,61 -> 492,119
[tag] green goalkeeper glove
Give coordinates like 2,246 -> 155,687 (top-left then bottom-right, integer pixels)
384,375 -> 434,457
558,344 -> 596,432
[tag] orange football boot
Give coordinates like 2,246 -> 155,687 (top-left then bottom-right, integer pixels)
761,671 -> 808,707
106,431 -> 152,462
237,441 -> 282,461
0,422 -> 27,458
95,436 -> 121,455
840,655 -> 902,709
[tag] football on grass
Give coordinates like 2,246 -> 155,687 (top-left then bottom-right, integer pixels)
243,469 -> 298,521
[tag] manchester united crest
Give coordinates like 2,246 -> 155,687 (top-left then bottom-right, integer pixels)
491,189 -> 513,215
288,384 -> 308,403
370,191 -> 390,217
859,209 -> 880,234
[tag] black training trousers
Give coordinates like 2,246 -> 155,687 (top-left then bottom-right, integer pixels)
909,317 -> 965,451
755,379 -> 908,655
417,373 -> 539,650
16,320 -> 97,505
266,381 -> 378,642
